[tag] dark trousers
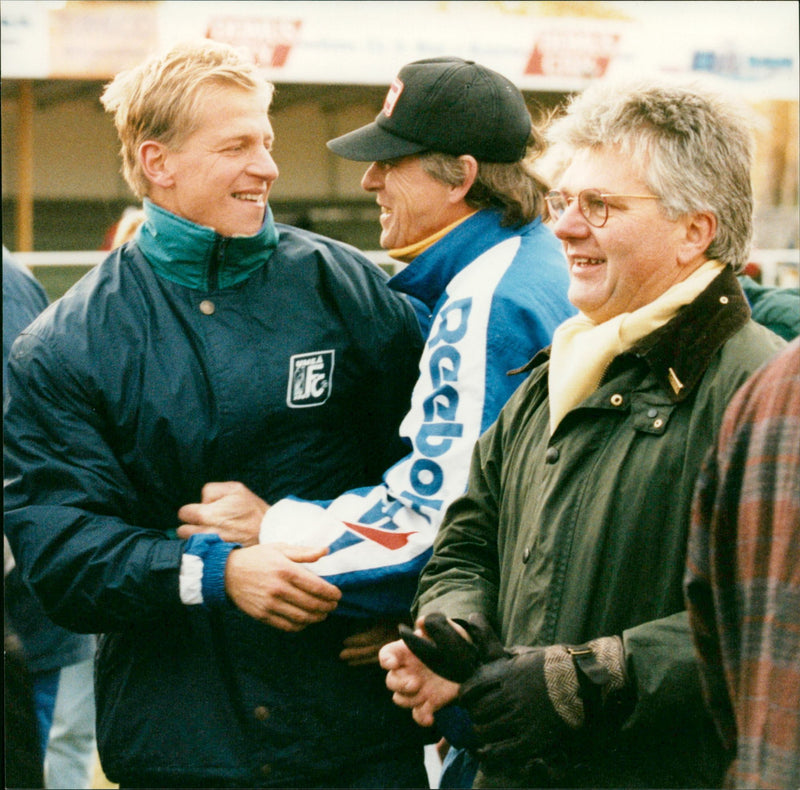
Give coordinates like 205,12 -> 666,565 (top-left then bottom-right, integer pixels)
118,744 -> 430,789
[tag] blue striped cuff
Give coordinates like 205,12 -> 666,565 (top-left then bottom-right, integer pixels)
183,534 -> 240,609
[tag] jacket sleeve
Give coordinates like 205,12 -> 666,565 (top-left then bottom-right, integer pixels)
3,331 -> 233,634
617,610 -> 731,785
258,285 -> 537,618
411,410 -> 507,623
621,611 -> 710,728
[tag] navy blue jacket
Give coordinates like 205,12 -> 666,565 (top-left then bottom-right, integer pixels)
3,249 -> 97,673
3,208 -> 425,785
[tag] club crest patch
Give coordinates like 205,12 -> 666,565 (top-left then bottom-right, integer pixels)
287,350 -> 335,408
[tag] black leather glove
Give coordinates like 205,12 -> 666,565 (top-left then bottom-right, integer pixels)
460,636 -> 628,768
399,613 -> 505,751
398,612 -> 503,682
401,613 -> 628,772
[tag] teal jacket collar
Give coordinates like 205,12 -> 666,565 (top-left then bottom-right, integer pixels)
135,199 -> 279,290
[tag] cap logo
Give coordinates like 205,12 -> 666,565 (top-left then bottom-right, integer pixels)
382,78 -> 404,117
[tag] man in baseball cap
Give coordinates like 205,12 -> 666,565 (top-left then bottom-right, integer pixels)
327,56 -> 532,162
177,56 -> 574,788
273,57 -> 574,786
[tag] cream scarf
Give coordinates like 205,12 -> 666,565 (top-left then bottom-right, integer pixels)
548,260 -> 724,434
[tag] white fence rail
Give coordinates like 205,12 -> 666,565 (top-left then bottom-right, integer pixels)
13,248 -> 799,287
13,249 -> 396,268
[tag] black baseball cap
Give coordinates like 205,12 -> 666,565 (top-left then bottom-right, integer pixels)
327,57 -> 531,163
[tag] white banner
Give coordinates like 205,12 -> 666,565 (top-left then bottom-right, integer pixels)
1,1 -> 798,99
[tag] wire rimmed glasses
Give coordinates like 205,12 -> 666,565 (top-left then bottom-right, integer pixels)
545,189 -> 659,228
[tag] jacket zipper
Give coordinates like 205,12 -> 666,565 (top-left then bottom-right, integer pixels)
208,238 -> 227,291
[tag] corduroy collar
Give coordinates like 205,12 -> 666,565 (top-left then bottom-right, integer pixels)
630,265 -> 751,401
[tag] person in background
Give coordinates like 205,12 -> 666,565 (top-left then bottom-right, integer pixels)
4,40 -> 426,789
100,205 -> 141,250
3,247 -> 97,790
175,56 -> 574,785
378,78 -> 786,789
5,556 -> 44,790
109,206 -> 145,250
736,271 -> 799,341
685,336 -> 800,789
4,255 -> 49,790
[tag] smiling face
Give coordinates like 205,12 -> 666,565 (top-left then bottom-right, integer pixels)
360,156 -> 470,250
553,146 -> 696,324
150,84 -> 278,237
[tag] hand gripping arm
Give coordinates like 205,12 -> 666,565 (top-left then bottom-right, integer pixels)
401,613 -> 630,779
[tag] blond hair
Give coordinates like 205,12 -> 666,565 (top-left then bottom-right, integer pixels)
101,40 -> 274,198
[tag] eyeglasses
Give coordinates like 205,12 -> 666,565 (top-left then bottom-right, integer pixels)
545,189 -> 659,228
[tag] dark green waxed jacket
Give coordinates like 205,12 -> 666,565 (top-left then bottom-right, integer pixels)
415,266 -> 786,788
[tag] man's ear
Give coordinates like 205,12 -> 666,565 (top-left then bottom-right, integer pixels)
678,210 -> 717,266
449,155 -> 479,203
139,140 -> 174,189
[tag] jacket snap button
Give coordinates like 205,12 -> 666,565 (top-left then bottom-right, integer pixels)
199,299 -> 215,315
647,408 -> 658,418
719,296 -> 729,304
653,418 -> 664,429
254,706 -> 270,721
610,394 -> 624,406
545,447 -> 559,464
522,547 -> 531,563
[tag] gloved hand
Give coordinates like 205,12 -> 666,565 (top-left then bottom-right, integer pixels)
398,612 -> 503,683
460,635 -> 628,768
401,613 -> 628,771
398,613 -> 505,750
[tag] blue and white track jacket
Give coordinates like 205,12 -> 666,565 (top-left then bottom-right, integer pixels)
261,209 -> 575,615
